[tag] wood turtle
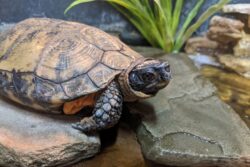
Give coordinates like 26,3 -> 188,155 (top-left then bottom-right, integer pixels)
0,18 -> 171,132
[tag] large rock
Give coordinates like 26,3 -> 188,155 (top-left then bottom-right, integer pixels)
0,98 -> 100,167
129,53 -> 250,167
184,16 -> 244,56
207,16 -> 243,44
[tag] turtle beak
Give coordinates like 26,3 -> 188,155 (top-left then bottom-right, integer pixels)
159,61 -> 171,81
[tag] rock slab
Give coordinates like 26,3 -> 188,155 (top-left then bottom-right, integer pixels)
130,52 -> 250,167
0,98 -> 100,167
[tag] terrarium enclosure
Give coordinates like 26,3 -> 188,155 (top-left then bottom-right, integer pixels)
0,0 -> 250,167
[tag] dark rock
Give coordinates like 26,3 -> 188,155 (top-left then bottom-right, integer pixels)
129,49 -> 250,167
0,98 -> 100,167
1,0 -> 250,45
0,0 -> 143,45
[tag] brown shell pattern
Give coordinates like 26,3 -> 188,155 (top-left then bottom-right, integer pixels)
0,18 -> 142,111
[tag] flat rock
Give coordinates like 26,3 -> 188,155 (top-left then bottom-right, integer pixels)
0,98 -> 100,167
129,52 -> 250,167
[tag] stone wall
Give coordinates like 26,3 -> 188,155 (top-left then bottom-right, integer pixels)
0,0 -> 249,44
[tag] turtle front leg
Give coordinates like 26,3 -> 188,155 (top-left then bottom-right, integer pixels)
72,81 -> 123,132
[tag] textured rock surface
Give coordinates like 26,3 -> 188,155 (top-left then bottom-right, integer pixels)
184,37 -> 219,55
234,34 -> 250,57
0,0 -> 145,45
73,123 -> 147,167
0,98 -> 100,167
207,16 -> 243,44
129,53 -> 250,167
222,3 -> 250,30
218,54 -> 250,78
185,16 -> 244,56
210,15 -> 244,30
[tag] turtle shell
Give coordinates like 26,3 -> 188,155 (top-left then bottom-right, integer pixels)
0,18 -> 142,111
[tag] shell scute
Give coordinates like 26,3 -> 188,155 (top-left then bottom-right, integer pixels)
81,27 -> 122,51
61,74 -> 98,98
88,63 -> 121,88
35,33 -> 104,83
102,51 -> 132,70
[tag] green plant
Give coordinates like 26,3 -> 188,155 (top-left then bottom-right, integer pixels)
65,0 -> 230,53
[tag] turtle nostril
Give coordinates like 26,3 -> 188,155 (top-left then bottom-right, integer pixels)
162,72 -> 171,81
165,65 -> 170,72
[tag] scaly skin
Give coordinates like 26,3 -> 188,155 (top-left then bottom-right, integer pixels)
72,81 -> 123,132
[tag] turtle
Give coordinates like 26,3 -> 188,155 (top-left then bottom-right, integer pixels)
0,18 -> 171,132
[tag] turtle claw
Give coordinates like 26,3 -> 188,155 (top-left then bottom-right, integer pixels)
72,122 -> 85,131
73,81 -> 123,132
72,117 -> 98,132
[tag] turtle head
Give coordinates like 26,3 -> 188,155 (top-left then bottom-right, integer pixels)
128,59 -> 171,96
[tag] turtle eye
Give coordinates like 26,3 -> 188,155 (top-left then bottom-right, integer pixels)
142,72 -> 156,82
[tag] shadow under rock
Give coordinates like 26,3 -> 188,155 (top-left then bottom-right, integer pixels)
126,101 -> 157,124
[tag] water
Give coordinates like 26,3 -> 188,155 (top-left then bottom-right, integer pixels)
188,54 -> 250,127
201,65 -> 250,128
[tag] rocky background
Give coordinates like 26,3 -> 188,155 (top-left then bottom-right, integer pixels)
185,3 -> 250,125
0,0 -> 250,45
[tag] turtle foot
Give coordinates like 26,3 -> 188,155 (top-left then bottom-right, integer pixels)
72,117 -> 98,132
73,81 -> 123,132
